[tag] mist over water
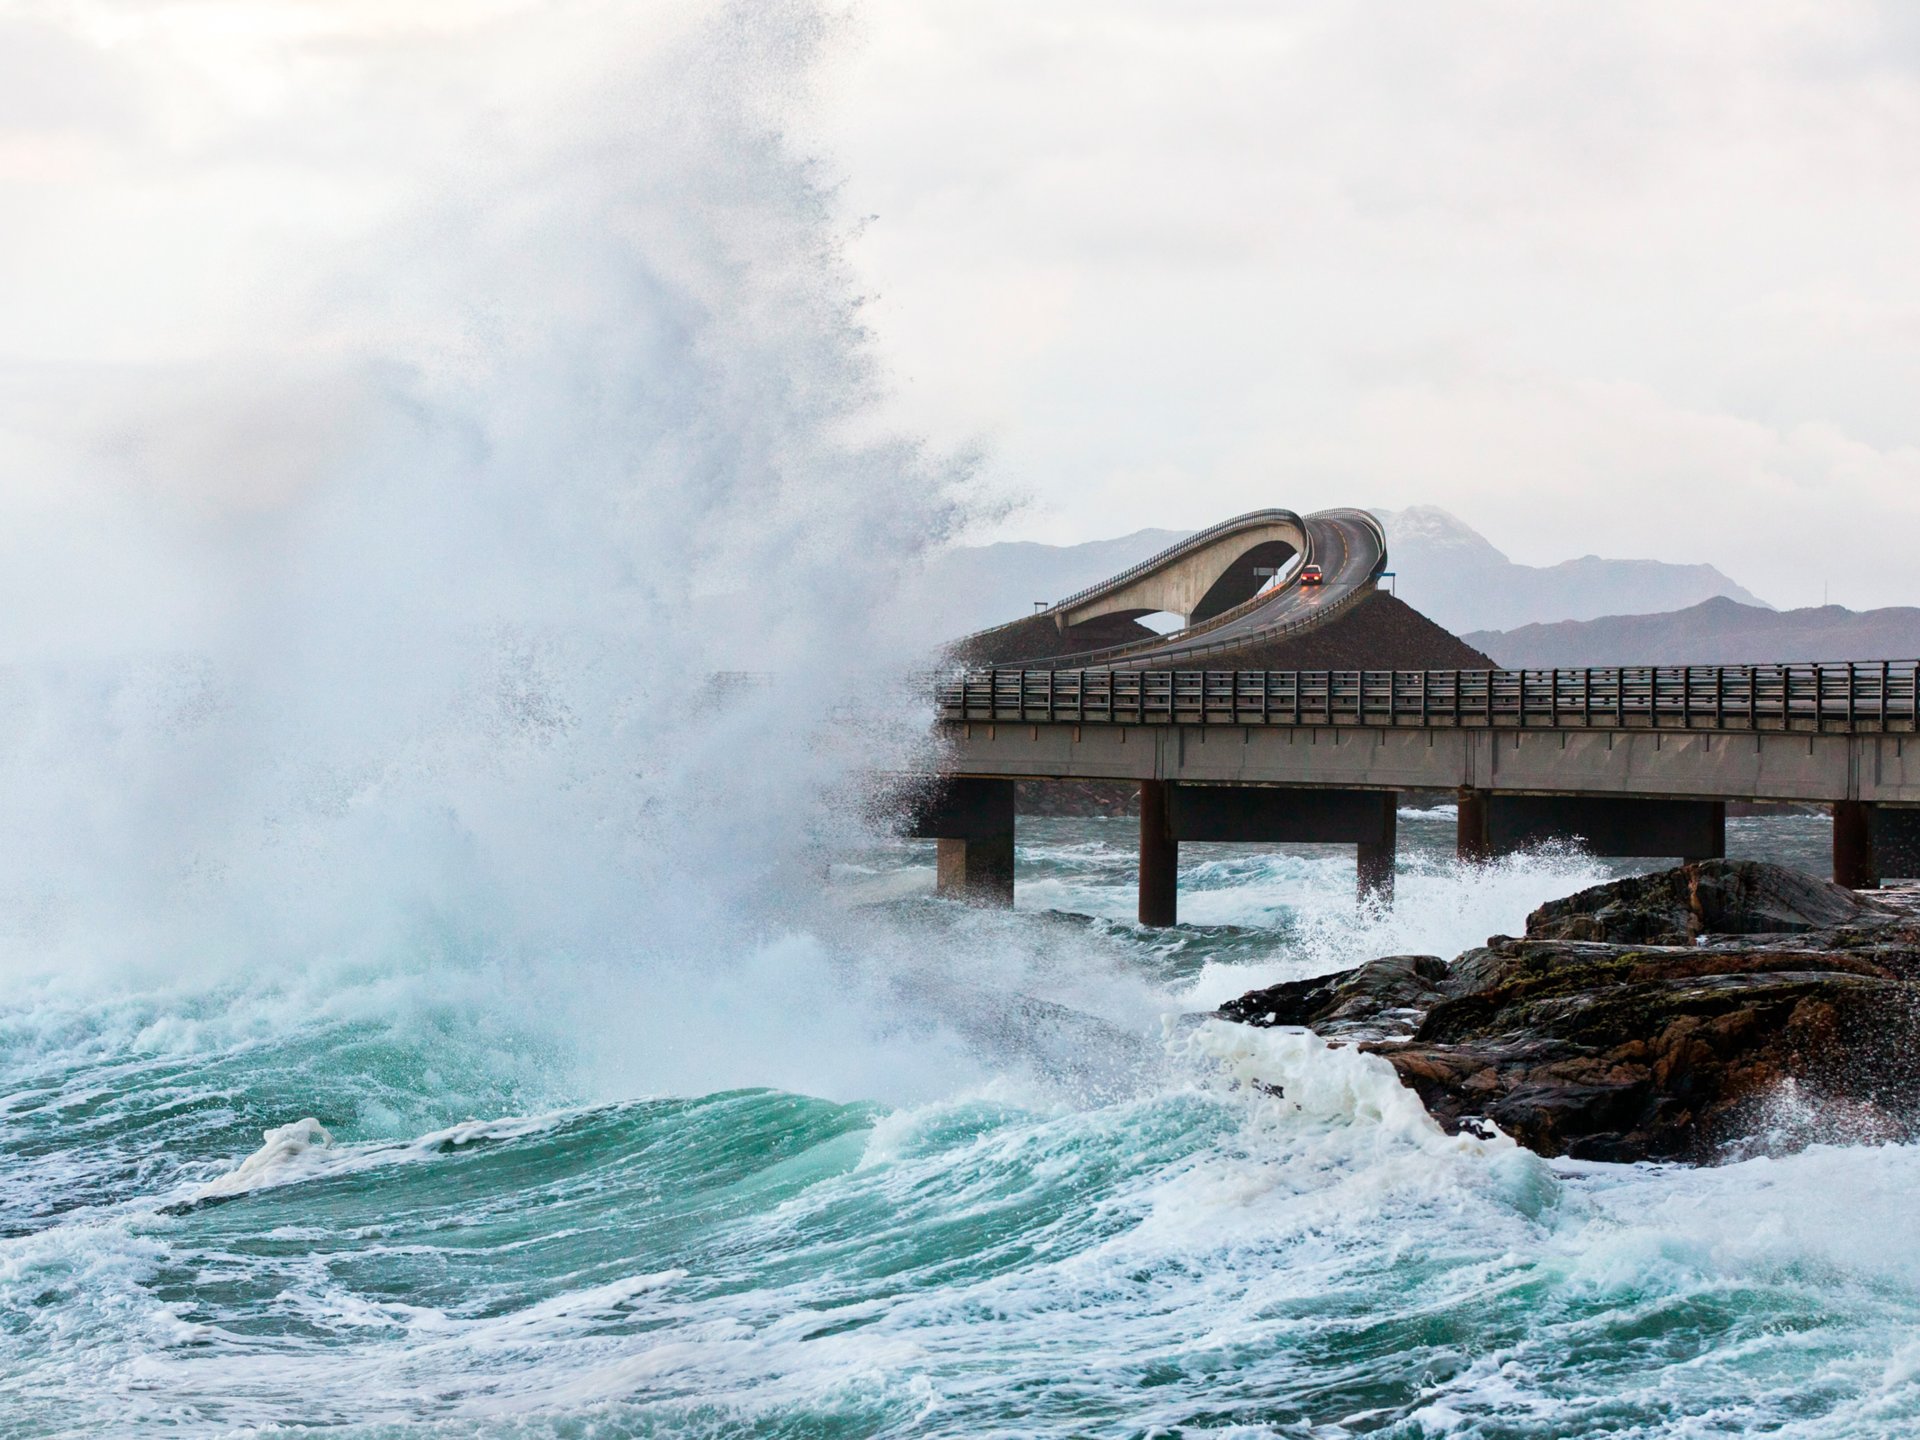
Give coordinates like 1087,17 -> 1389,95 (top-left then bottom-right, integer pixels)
1,5 -> 1918,1436
0,0 -> 981,1102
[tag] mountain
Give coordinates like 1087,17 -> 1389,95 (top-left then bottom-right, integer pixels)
1467,596 -> 1920,668
1372,506 -> 1769,634
914,506 -> 1771,641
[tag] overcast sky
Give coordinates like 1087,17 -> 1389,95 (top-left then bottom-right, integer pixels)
814,3 -> 1920,609
2,3 -> 1917,613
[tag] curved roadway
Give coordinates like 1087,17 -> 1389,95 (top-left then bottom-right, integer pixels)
981,507 -> 1388,669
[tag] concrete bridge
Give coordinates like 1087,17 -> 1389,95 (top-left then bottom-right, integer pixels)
961,507 -> 1388,668
911,664 -> 1920,924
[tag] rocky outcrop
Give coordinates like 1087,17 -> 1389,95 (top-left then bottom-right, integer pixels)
1220,953 -> 1452,1041
1220,861 -> 1920,1163
1524,861 -> 1887,945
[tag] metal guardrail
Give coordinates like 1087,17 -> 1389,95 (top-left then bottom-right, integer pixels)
939,663 -> 1920,733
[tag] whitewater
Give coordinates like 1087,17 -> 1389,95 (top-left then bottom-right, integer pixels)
1,3 -> 1918,1436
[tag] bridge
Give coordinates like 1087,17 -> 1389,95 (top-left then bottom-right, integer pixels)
910,509 -> 1920,924
958,507 -> 1388,668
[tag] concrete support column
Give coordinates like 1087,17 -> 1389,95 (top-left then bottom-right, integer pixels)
1457,788 -> 1492,862
1691,802 -> 1728,862
935,834 -> 1016,906
1139,780 -> 1178,927
1834,800 -> 1880,890
1357,793 -> 1397,904
907,776 -> 1016,907
1875,808 -> 1920,881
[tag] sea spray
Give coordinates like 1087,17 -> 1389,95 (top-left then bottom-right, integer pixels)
0,1 -> 978,1106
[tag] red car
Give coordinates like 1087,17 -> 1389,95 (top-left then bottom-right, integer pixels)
1298,564 -> 1325,587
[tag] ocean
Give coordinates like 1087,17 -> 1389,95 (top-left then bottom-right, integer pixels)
5,809 -> 1918,1437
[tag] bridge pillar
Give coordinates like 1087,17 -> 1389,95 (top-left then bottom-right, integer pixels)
1873,806 -> 1920,881
935,836 -> 1015,906
1834,800 -> 1879,890
1357,797 -> 1397,905
1457,789 -> 1492,862
904,777 -> 1016,906
1139,780 -> 1178,926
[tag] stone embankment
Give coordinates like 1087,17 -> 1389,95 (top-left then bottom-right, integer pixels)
1220,861 -> 1920,1163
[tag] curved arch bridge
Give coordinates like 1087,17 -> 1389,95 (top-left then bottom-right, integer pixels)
959,507 -> 1388,669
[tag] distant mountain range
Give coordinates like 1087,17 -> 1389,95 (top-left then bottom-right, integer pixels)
1467,596 -> 1920,668
914,505 -> 1770,640
1370,506 -> 1768,634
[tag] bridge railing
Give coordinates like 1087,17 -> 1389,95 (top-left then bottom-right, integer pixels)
937,663 -> 1920,733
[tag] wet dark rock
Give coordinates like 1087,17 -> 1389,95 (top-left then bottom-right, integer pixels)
1525,858 -> 1891,946
1220,861 -> 1920,1164
1218,954 -> 1450,1041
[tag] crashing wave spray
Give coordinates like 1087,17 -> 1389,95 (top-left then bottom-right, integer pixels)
0,1 -> 974,1098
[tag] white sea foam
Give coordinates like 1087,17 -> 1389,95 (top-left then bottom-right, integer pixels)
182,1108 -> 589,1206
193,1118 -> 336,1200
1176,1018 -> 1492,1152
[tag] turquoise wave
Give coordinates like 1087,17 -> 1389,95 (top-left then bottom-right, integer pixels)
3,814 -> 1916,1437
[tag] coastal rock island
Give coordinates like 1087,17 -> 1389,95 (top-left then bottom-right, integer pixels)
1220,861 -> 1920,1163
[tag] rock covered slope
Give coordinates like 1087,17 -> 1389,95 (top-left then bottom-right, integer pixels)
1200,590 -> 1495,671
1219,862 -> 1920,1164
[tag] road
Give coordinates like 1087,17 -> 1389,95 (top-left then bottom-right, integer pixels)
1034,507 -> 1388,668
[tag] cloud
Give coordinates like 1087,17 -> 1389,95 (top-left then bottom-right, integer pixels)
817,1 -> 1920,607
5,1 -> 1918,610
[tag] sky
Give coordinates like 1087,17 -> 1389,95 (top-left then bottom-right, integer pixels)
1,2 -> 1917,611
813,2 -> 1920,609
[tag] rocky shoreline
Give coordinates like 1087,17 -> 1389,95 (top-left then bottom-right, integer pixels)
1220,860 -> 1920,1163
